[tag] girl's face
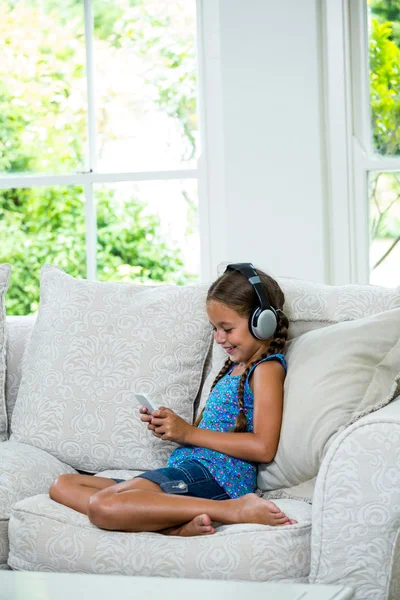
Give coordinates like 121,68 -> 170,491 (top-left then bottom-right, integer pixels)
206,300 -> 270,366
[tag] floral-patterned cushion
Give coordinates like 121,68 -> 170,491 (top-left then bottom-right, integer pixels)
5,316 -> 36,436
0,264 -> 11,442
0,441 -> 76,567
10,266 -> 212,472
8,492 -> 311,580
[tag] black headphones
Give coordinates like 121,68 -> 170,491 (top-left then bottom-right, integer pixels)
225,263 -> 278,340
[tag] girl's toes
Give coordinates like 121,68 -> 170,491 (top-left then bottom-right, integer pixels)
203,526 -> 215,534
267,502 -> 281,513
275,516 -> 290,525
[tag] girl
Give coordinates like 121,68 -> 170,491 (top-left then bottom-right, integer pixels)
50,263 -> 297,536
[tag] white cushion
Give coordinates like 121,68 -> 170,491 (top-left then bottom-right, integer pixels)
11,266 -> 212,472
0,264 -> 11,442
258,307 -> 400,491
5,315 -> 36,435
8,493 -> 311,580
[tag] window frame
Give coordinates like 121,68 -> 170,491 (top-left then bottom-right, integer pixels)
0,0 -> 211,281
326,0 -> 400,285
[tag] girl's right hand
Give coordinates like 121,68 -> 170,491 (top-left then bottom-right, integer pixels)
139,406 -> 156,431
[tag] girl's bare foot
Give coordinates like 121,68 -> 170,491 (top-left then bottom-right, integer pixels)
237,494 -> 298,526
162,514 -> 216,537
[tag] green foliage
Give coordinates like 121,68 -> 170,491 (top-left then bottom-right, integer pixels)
369,0 -> 400,46
369,17 -> 400,244
369,19 -> 400,155
0,1 -> 194,315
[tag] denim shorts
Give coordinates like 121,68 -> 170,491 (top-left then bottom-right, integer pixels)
112,459 -> 230,500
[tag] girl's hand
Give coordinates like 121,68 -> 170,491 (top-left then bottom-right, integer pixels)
150,407 -> 192,444
139,406 -> 156,432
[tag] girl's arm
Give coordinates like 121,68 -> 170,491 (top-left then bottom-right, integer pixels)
150,360 -> 285,464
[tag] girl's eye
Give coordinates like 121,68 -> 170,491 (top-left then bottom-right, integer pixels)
223,328 -> 233,334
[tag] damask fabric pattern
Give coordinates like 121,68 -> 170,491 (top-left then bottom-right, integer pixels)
11,265 -> 212,472
309,399 -> 400,600
217,261 -> 400,328
0,264 -> 11,442
8,492 -> 311,580
5,316 -> 35,435
0,441 -> 76,567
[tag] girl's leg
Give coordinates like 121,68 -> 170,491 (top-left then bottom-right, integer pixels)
87,477 -> 295,532
50,474 -> 218,536
49,474 -> 118,515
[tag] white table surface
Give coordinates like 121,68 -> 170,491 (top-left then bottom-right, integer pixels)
0,571 -> 354,600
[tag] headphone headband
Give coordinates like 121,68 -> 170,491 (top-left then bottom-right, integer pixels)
225,263 -> 278,340
225,263 -> 271,312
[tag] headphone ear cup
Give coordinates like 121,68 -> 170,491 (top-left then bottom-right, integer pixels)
250,308 -> 277,340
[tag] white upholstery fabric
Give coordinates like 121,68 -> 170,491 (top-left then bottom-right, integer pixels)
309,399 -> 400,600
0,441 -> 76,568
0,264 -> 11,442
5,316 -> 35,435
11,266 -> 212,472
8,492 -> 311,580
258,308 -> 400,491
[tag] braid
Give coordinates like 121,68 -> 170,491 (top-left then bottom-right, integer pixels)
233,312 -> 289,433
234,351 -> 270,432
267,310 -> 289,356
194,357 -> 232,427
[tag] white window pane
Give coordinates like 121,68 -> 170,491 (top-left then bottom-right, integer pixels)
93,0 -> 198,172
0,1 -> 87,174
369,171 -> 400,287
94,180 -> 199,283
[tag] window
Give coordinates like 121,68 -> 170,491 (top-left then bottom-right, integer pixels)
349,0 -> 400,287
0,0 -> 201,315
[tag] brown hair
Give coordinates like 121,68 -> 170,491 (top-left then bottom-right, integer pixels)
195,266 -> 289,432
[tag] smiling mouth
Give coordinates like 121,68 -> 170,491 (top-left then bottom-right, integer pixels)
223,346 -> 236,354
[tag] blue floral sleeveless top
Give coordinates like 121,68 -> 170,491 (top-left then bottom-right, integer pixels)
167,353 -> 287,499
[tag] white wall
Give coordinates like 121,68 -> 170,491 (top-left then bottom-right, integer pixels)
203,0 -> 329,283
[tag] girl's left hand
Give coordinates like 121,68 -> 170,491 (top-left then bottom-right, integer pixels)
150,408 -> 192,444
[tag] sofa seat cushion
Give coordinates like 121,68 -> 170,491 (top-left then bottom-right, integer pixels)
0,264 -> 11,442
8,492 -> 311,581
0,441 -> 76,567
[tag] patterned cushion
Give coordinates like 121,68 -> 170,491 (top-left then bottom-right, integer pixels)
5,316 -> 36,436
0,441 -> 76,567
11,265 -> 212,472
258,307 -> 400,491
278,275 -> 400,336
8,492 -> 311,580
0,264 -> 11,442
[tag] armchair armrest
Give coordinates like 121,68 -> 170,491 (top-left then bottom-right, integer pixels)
309,397 -> 400,600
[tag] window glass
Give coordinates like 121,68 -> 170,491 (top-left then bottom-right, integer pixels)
367,2 -> 400,286
368,1 -> 400,157
0,1 -> 87,174
0,185 -> 87,315
95,180 -> 199,284
369,171 -> 400,287
93,0 -> 198,172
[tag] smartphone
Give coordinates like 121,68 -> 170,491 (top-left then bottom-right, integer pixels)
134,393 -> 159,415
